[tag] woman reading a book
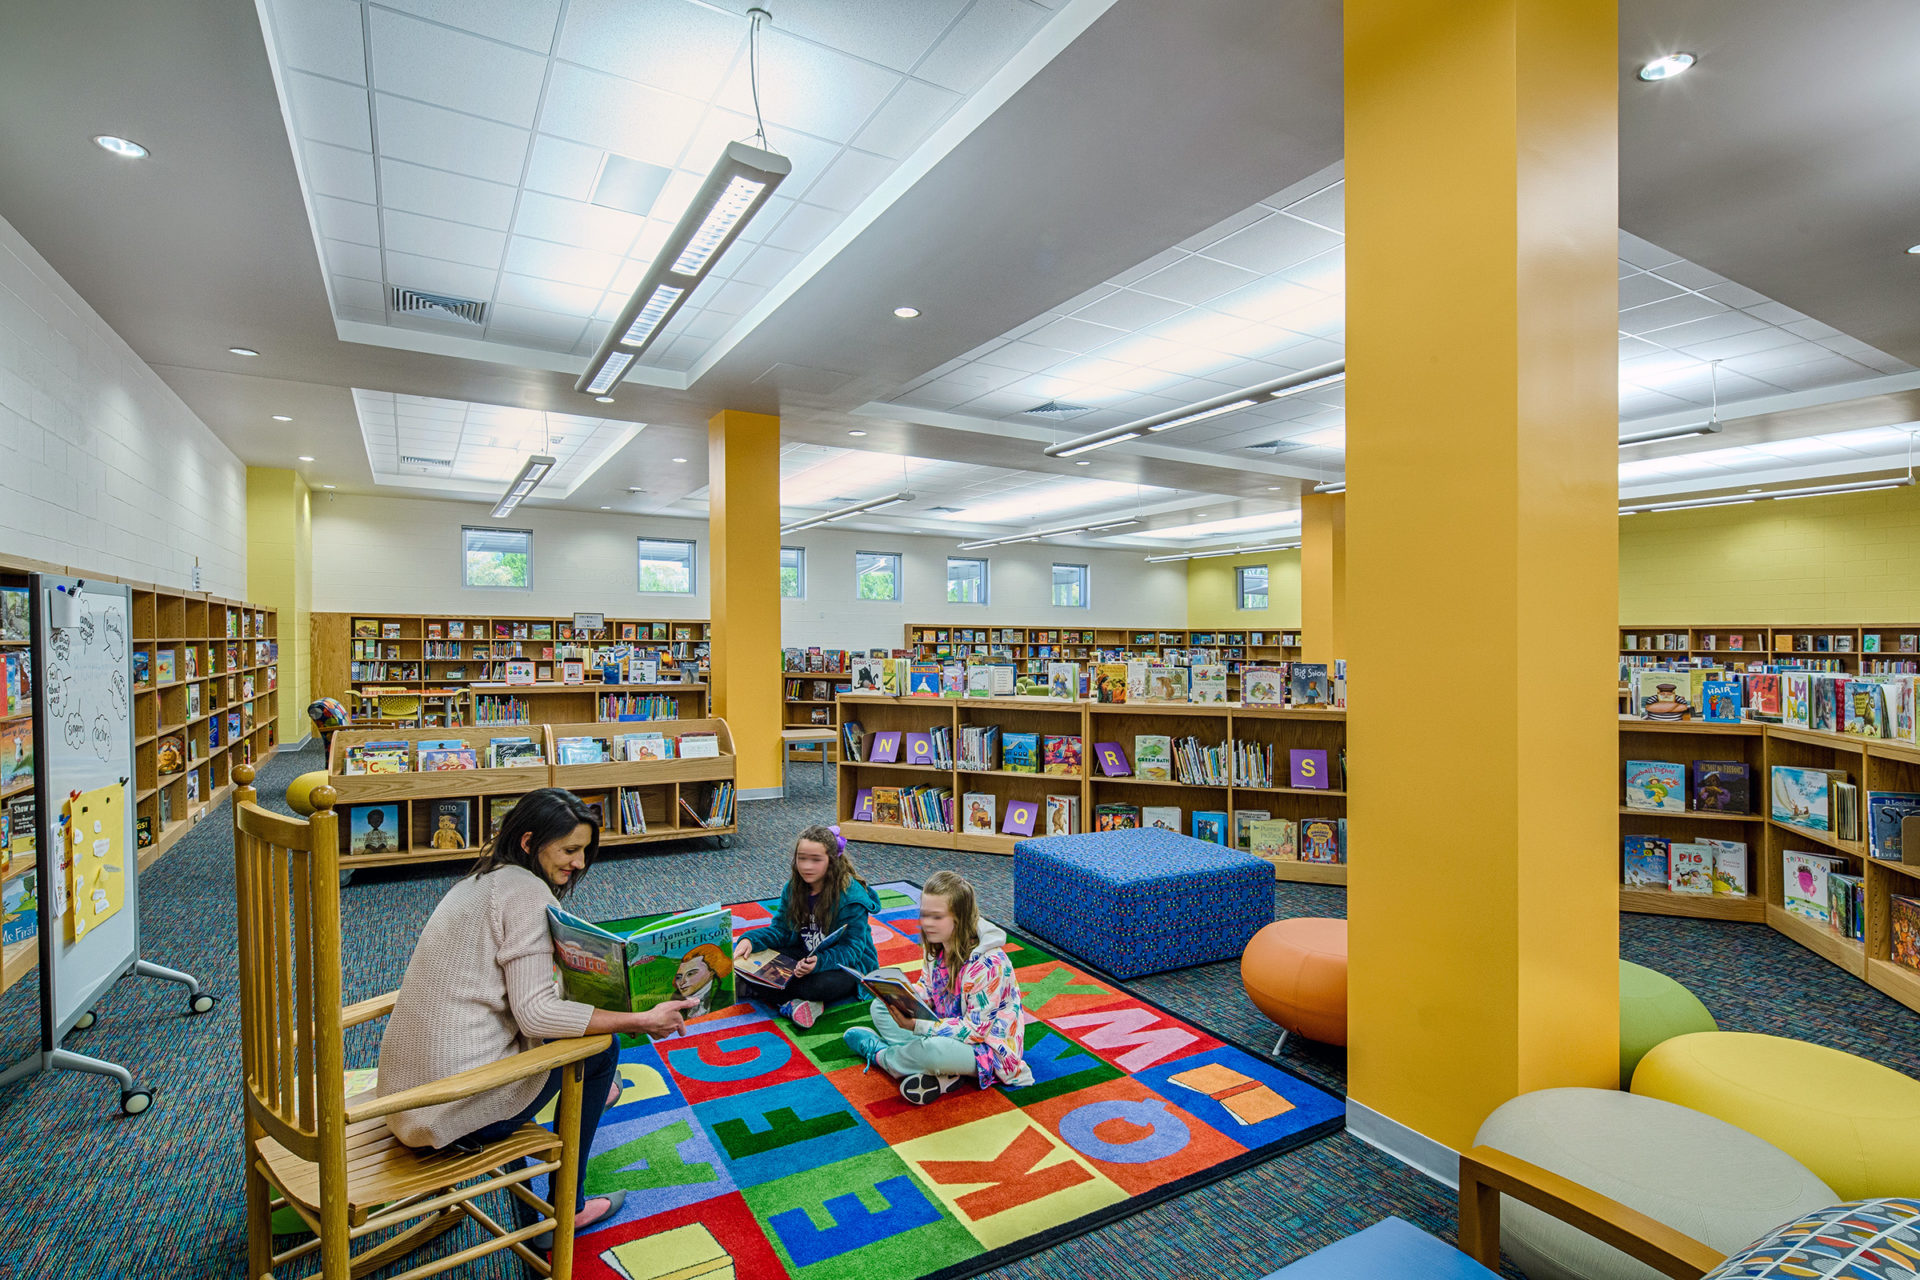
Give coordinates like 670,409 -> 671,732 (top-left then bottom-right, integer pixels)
843,870 -> 1033,1105
732,824 -> 880,1027
376,788 -> 694,1236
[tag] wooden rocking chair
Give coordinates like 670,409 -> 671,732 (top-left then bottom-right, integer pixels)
231,763 -> 613,1280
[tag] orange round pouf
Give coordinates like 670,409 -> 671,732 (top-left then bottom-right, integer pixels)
1241,918 -> 1348,1047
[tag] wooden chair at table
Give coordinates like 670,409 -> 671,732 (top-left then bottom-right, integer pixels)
231,763 -> 614,1280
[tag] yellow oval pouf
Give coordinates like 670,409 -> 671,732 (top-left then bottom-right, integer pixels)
284,770 -> 330,817
1632,1031 -> 1920,1200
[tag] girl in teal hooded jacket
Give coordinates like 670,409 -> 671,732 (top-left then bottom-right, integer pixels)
733,824 -> 879,1026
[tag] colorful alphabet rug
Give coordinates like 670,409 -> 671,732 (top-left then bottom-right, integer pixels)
565,882 -> 1342,1280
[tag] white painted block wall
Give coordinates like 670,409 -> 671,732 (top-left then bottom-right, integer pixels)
0,212 -> 246,594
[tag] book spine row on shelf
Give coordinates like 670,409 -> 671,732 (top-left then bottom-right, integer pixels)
619,788 -> 649,834
1233,740 -> 1275,787
1172,737 -> 1231,786
959,725 -> 1001,771
599,693 -> 682,720
474,694 -> 531,725
899,784 -> 953,832
707,782 -> 734,826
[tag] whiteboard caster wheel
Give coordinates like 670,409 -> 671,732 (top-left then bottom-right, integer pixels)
74,1011 -> 97,1031
122,1089 -> 153,1116
189,993 -> 217,1015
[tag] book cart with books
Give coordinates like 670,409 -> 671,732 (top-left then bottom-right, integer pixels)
834,693 -> 1347,879
313,611 -> 713,717
324,719 -> 736,871
905,625 -> 1302,690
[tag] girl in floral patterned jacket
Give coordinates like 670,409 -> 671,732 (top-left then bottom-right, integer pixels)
843,870 -> 1034,1104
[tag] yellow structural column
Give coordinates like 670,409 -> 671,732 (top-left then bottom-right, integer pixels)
1345,0 -> 1621,1156
1299,492 -> 1345,664
708,409 -> 783,794
245,467 -> 313,736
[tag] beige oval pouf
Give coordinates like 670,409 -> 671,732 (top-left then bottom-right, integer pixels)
1633,1031 -> 1920,1200
1474,1087 -> 1836,1280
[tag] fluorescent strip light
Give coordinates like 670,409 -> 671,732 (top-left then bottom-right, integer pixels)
574,140 -> 791,396
1144,399 -> 1259,432
955,517 -> 1143,551
1143,540 -> 1301,564
1043,360 -> 1345,458
492,454 -> 556,520
1618,475 -> 1914,515
1618,421 -> 1723,447
780,491 -> 916,535
586,352 -> 633,395
1312,481 -> 1346,494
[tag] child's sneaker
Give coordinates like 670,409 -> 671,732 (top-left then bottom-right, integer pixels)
843,1026 -> 886,1070
779,999 -> 823,1029
898,1073 -> 963,1106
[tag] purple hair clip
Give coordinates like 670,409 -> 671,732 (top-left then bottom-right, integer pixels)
828,824 -> 847,856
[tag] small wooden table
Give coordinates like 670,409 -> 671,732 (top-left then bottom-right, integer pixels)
780,727 -> 837,787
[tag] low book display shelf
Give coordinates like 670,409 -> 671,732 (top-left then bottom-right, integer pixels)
325,719 -> 737,871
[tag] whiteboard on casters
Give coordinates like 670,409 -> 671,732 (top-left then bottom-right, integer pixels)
32,576 -> 139,1036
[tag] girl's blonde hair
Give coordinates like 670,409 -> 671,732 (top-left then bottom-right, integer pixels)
921,870 -> 980,982
784,823 -> 866,932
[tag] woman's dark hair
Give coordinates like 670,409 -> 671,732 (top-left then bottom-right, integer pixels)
468,788 -> 600,898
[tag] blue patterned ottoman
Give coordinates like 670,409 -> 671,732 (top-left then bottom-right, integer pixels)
1012,829 -> 1272,978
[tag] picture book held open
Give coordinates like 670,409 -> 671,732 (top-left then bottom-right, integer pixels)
546,901 -> 732,1022
736,921 -> 848,992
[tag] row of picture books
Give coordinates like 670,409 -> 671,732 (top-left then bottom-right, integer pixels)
343,783 -> 737,854
1629,667 -> 1920,743
1623,759 -> 1753,814
357,618 -> 702,643
341,729 -> 721,774
135,644 -> 278,688
1623,836 -> 1749,896
1623,756 -> 1919,853
1623,632 -> 1920,654
843,653 -> 1345,708
1783,851 -> 1870,946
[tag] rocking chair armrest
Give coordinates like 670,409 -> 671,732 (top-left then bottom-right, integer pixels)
344,1034 -> 615,1125
343,990 -> 400,1027
1458,1146 -> 1725,1280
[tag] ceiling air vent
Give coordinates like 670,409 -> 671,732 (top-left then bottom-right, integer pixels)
1022,401 -> 1092,417
399,455 -> 453,467
1245,439 -> 1313,456
391,287 -> 487,326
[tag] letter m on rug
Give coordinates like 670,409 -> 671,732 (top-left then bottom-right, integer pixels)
1050,1005 -> 1201,1072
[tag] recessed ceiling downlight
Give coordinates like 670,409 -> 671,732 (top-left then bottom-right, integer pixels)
893,306 -> 920,319
1908,244 -> 1920,255
1637,53 -> 1696,81
272,415 -> 292,422
93,134 -> 148,158
297,455 -> 315,462
228,347 -> 259,357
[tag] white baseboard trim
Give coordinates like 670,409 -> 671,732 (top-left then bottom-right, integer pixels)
738,786 -> 783,802
1345,1099 -> 1461,1189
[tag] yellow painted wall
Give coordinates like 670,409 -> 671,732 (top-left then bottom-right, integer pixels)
1621,485 -> 1920,623
246,468 -> 312,736
1186,550 -> 1302,629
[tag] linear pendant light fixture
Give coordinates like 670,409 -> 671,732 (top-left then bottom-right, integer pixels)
575,11 -> 789,397
1620,359 -> 1725,448
1144,540 -> 1302,564
1043,361 -> 1346,459
1618,474 -> 1915,516
955,518 -> 1141,551
780,492 -> 916,535
492,454 -> 556,519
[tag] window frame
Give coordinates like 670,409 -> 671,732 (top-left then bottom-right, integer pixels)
855,550 -> 903,603
945,556 -> 990,606
1236,564 -> 1270,612
461,525 -> 533,591
780,546 -> 806,600
1051,562 -> 1090,609
636,536 -> 697,595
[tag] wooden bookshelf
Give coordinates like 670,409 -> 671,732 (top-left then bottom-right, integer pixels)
312,612 -> 713,720
1618,718 -> 1769,923
325,720 -> 737,871
905,624 -> 1302,685
1619,624 -> 1920,709
467,681 -> 709,727
835,694 -> 1347,880
784,664 -> 851,763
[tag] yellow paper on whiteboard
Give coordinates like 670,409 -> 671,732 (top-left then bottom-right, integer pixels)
65,784 -> 126,941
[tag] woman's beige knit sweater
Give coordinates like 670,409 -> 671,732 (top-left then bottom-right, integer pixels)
375,865 -> 594,1148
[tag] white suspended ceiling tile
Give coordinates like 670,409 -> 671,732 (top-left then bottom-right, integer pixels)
730,244 -> 805,288
302,140 -> 379,203
705,278 -> 769,316
384,250 -> 499,301
556,0 -> 745,98
1617,230 -> 1680,269
673,308 -> 735,341
801,147 -> 895,212
274,2 -> 367,84
1283,182 -> 1345,233
1204,214 -> 1344,276
315,195 -> 380,246
287,70 -> 374,151
1175,206 -> 1272,255
324,238 -> 383,280
767,0 -> 970,73
375,93 -> 530,185
539,63 -> 706,165
1618,272 -> 1685,310
764,201 -> 840,254
1744,300 -> 1812,327
853,78 -> 964,159
486,304 -> 589,348
379,158 -> 520,230
1648,309 -> 1770,350
331,275 -> 387,312
513,191 -> 647,255
1699,280 -> 1769,309
494,274 -> 602,320
1205,277 -> 1324,326
1681,326 -> 1813,363
382,209 -> 507,269
1133,255 -> 1263,307
1760,353 -> 1881,389
915,0 -> 1053,94
523,134 -> 604,201
712,29 -> 902,145
502,236 -> 620,289
1785,317 -> 1844,341
972,340 -> 1072,374
1648,259 -> 1725,291
1072,289 -> 1189,331
368,6 -> 548,127
1026,315 -> 1129,355
1619,292 -> 1730,335
370,0 -> 565,55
